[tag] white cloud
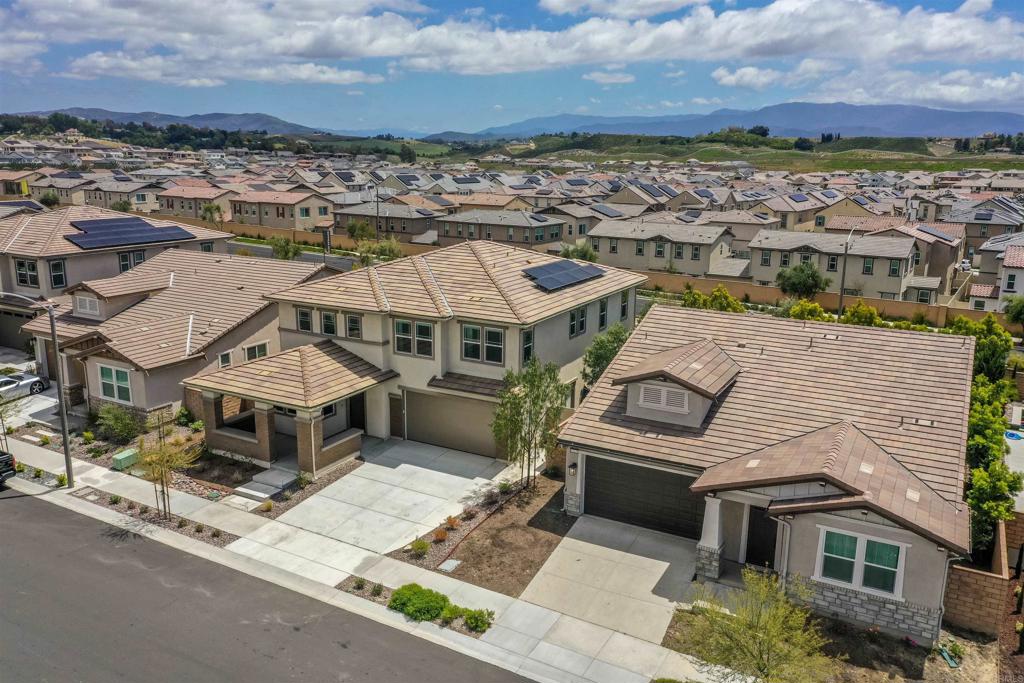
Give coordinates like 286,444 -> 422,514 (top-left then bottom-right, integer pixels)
346,90 -> 365,95
691,96 -> 724,105
659,100 -> 687,107
663,69 -> 687,79
712,65 -> 781,89
492,104 -> 503,110
808,68 -> 1024,109
583,70 -> 636,84
539,0 -> 708,19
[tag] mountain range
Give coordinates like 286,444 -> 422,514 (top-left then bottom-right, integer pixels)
17,102 -> 1024,141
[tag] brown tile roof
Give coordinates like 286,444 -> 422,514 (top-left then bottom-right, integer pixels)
612,339 -> 740,399
1004,245 -> 1024,269
970,283 -> 999,299
559,306 -> 974,502
24,250 -> 321,369
183,340 -> 397,409
0,206 -> 232,258
267,241 -> 647,326
158,186 -> 235,200
823,215 -> 906,233
234,191 -> 323,205
690,421 -> 968,552
428,372 -> 504,398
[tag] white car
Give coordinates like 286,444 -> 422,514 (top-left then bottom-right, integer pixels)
0,372 -> 49,401
959,259 -> 973,272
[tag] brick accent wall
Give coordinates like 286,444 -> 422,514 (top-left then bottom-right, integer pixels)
943,565 -> 1008,636
1006,513 -> 1024,565
317,429 -> 362,472
182,388 -> 204,422
696,545 -> 721,579
802,579 -> 943,643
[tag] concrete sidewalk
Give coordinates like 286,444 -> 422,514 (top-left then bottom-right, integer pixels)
10,438 -> 712,683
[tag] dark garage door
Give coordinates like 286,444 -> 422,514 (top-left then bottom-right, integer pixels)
584,456 -> 705,538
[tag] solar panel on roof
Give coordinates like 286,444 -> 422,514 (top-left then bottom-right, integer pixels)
917,225 -> 955,242
822,190 -> 838,198
529,213 -> 548,222
508,184 -> 533,190
637,183 -> 665,198
65,217 -> 194,250
566,178 -> 589,186
430,173 -> 445,180
790,193 -> 809,202
523,260 -> 604,292
852,196 -> 869,206
396,174 -> 419,185
415,208 -> 434,216
453,176 -> 477,184
592,204 -> 624,218
975,212 -> 994,221
338,172 -> 355,182
432,196 -> 454,207
694,188 -> 714,199
658,185 -> 680,198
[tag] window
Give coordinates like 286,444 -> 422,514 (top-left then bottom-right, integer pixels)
99,365 -> 132,403
535,227 -> 545,242
48,260 -> 66,289
244,342 -> 268,361
521,328 -> 534,363
508,227 -> 514,242
634,240 -> 645,256
318,206 -> 329,216
118,250 -> 145,272
912,251 -> 921,267
815,215 -> 826,227
394,319 -> 413,354
609,239 -> 618,254
15,259 -> 38,287
569,305 -> 587,337
415,322 -> 433,356
760,251 -> 771,267
980,225 -> 988,237
674,243 -> 684,260
346,314 -> 362,339
1008,273 -> 1017,291
655,242 -> 665,258
827,255 -> 838,272
917,290 -> 930,304
691,245 -> 701,261
815,527 -> 905,597
578,223 -> 587,236
462,324 -> 481,360
591,237 -> 600,251
322,402 -> 337,418
888,259 -> 900,277
218,351 -> 231,368
800,252 -> 811,264
620,292 -> 628,320
780,252 -> 790,267
135,193 -> 146,202
974,299 -> 986,310
299,207 -> 311,218
842,288 -> 862,296
638,384 -> 689,413
862,257 -> 874,275
75,295 -> 99,316
484,328 -> 504,364
321,311 -> 337,336
200,241 -> 213,253
599,298 -> 608,330
296,308 -> 312,332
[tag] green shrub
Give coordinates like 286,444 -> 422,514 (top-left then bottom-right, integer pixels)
188,420 -> 204,433
462,608 -> 495,632
0,366 -> 15,375
945,638 -> 966,662
498,480 -> 513,495
211,528 -> 222,538
353,577 -> 366,590
258,499 -> 273,513
109,494 -> 121,504
371,583 -> 383,597
39,435 -> 50,446
194,523 -> 205,534
177,518 -> 188,528
81,430 -> 95,444
410,538 -> 430,557
139,504 -> 149,514
5,426 -> 13,435
296,472 -> 311,489
32,467 -> 43,478
388,583 -> 450,621
14,462 -> 25,473
95,404 -> 143,444
55,472 -> 67,486
175,406 -> 194,426
440,604 -> 465,625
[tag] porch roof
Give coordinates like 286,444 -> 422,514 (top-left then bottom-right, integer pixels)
183,340 -> 397,410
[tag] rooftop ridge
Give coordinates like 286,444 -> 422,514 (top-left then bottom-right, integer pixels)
411,256 -> 451,318
469,241 -> 525,323
822,420 -> 853,474
366,267 -> 391,313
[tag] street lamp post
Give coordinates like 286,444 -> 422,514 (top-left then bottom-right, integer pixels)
6,293 -> 73,487
836,227 -> 856,318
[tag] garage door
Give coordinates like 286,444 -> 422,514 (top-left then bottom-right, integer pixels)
584,455 -> 705,538
405,391 -> 499,458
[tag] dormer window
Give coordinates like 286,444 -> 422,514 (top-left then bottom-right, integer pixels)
76,295 -> 99,316
638,384 -> 690,414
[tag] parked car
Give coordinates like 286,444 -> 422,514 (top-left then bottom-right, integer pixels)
0,451 -> 15,487
0,372 -> 49,400
959,259 -> 973,272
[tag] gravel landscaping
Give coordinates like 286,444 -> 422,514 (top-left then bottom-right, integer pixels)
337,576 -> 489,638
255,456 -> 364,518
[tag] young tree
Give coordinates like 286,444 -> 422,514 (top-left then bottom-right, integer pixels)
785,299 -> 832,321
967,376 -> 1014,470
356,237 -> 402,267
39,191 -> 59,209
1004,295 -> 1024,338
581,323 -> 630,388
346,219 -> 375,241
138,434 -> 201,520
968,459 -> 1024,553
944,314 -> 1013,381
398,143 -> 417,163
268,236 -> 303,260
775,262 -> 830,300
747,125 -> 770,137
838,299 -> 885,327
687,569 -> 841,683
110,199 -> 133,212
199,202 -> 224,229
491,358 -> 569,487
560,243 -> 598,262
793,137 -> 815,151
706,284 -> 745,313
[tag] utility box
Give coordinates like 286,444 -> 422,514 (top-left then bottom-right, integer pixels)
111,448 -> 138,471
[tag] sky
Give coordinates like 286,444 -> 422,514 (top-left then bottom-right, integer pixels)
1,0 -> 1023,134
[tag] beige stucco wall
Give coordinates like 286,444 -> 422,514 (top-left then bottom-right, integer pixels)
748,248 -> 913,299
590,237 -> 729,275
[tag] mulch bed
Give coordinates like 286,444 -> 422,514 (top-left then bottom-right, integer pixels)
256,457 -> 364,519
69,485 -> 239,548
336,575 -> 483,639
385,480 -> 529,570
1000,580 -> 1024,680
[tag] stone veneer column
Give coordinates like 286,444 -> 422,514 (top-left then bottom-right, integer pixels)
696,495 -> 724,579
295,411 -> 324,477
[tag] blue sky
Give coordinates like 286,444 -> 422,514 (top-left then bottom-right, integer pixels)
1,0 -> 1023,134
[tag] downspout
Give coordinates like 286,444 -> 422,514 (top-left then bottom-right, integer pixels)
776,516 -> 793,592
937,552 -> 964,630
309,414 -> 318,480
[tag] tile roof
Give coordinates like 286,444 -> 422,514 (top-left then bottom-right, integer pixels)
559,305 -> 974,502
158,186 -> 235,199
1004,245 -> 1024,269
612,339 -> 740,399
970,283 -> 999,299
589,220 -> 731,244
0,206 -> 232,258
748,230 -> 915,259
268,241 -> 646,325
233,191 -> 319,205
184,340 -> 397,409
427,372 -> 504,398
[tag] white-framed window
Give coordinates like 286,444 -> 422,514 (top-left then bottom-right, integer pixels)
638,384 -> 689,413
135,193 -> 146,202
218,351 -> 231,368
800,252 -> 811,264
322,402 -> 337,417
395,319 -> 413,354
780,252 -> 790,267
521,327 -> 534,364
655,242 -> 665,258
634,240 -> 645,256
118,250 -> 145,273
591,237 -> 600,251
200,241 -> 214,253
827,255 -> 838,272
395,319 -> 433,357
296,307 -> 312,332
691,245 -> 701,261
917,290 -> 931,304
760,251 -> 771,267
99,365 -> 132,404
973,299 -> 986,310
569,305 -> 587,338
599,297 -> 608,330
15,259 -> 38,287
862,257 -> 874,275
814,526 -> 907,599
1008,273 -> 1017,292
321,311 -> 337,336
75,295 -> 100,316
415,321 -> 433,356
299,207 -> 311,218
888,259 -> 901,277
463,324 -> 503,364
674,243 -> 685,260
244,342 -> 268,361
48,260 -> 66,289
346,314 -> 362,339
484,327 -> 504,364
609,239 -> 618,254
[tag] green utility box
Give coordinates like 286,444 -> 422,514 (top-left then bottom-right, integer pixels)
111,448 -> 138,471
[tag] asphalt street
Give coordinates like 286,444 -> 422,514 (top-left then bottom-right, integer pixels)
0,487 -> 529,683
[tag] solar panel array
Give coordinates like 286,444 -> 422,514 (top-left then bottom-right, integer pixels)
852,196 -> 869,206
591,204 -> 624,218
694,188 -> 714,199
822,190 -> 838,198
917,225 -> 955,242
790,193 -> 809,203
975,212 -> 994,221
566,178 -> 589,186
523,260 -> 605,292
395,174 -> 420,185
529,213 -> 548,223
65,217 -> 195,251
638,183 -> 665,198
415,208 -> 435,216
431,195 -> 454,207
658,185 -> 680,198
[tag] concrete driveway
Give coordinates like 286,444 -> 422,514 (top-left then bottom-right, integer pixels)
252,439 -> 511,555
520,515 -> 698,643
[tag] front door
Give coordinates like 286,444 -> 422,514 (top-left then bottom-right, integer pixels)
388,394 -> 404,439
744,506 -> 778,569
348,393 -> 366,431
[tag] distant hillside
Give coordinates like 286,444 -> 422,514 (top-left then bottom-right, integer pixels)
439,102 -> 1024,140
22,107 -> 324,135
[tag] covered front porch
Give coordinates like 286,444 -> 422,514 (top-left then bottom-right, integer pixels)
184,340 -> 398,478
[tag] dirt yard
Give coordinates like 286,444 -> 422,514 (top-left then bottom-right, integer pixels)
445,474 -> 576,597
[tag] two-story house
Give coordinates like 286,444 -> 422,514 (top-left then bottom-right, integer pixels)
436,210 -> 568,250
334,202 -> 440,242
231,191 -> 333,231
588,219 -> 734,275
870,223 -> 965,297
83,180 -> 163,213
158,186 -> 238,220
184,241 -> 646,476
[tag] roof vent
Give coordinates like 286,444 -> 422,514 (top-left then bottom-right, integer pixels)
745,459 -> 761,469
906,488 -> 920,503
859,462 -> 875,475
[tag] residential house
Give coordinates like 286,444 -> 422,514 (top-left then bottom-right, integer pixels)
0,170 -> 42,196
603,181 -> 689,212
949,201 -> 1024,260
184,241 -> 646,474
970,241 -> 1024,311
437,210 -> 567,250
588,219 -> 734,276
540,202 -> 648,243
0,206 -> 232,348
29,176 -> 94,206
750,191 -> 838,230
334,202 -> 440,242
23,250 -> 323,419
870,223 -> 966,296
84,180 -> 163,213
558,306 -> 972,643
439,193 -> 532,212
231,191 -> 333,231
158,186 -> 238,220
748,231 -> 933,302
